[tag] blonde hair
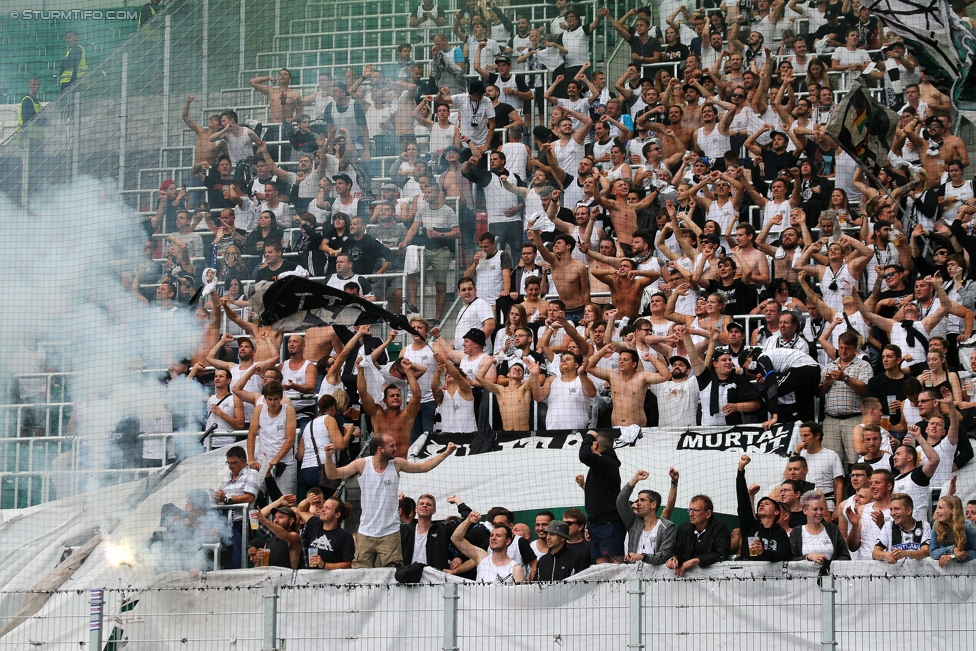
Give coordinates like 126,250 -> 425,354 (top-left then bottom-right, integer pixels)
935,495 -> 968,547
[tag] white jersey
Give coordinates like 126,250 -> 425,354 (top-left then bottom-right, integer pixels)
230,362 -> 263,423
651,379 -> 699,428
854,502 -> 890,560
707,199 -> 738,234
545,376 -> 591,430
358,459 -> 401,538
553,138 -> 585,177
400,345 -> 437,403
501,142 -> 529,181
429,121 -> 457,156
207,393 -> 240,447
281,358 -> 316,411
697,125 -> 731,162
256,404 -> 295,466
922,435 -> 957,491
821,263 -> 857,313
893,468 -> 933,523
800,448 -> 845,498
437,386 -> 477,432
476,554 -> 518,584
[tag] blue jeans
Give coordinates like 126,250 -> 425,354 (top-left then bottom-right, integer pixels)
488,220 -> 523,260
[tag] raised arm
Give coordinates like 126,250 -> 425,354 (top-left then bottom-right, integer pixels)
450,510 -> 489,562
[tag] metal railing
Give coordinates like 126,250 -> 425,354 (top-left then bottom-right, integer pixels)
5,567 -> 975,649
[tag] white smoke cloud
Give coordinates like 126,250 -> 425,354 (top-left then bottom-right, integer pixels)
0,177 -> 211,506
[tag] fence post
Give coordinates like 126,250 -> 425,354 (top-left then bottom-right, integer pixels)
821,574 -> 837,651
443,582 -> 459,651
162,16 -> 171,142
201,0 -> 209,97
89,589 -> 103,651
262,584 -> 278,651
628,578 -> 644,650
119,53 -> 128,193
239,0 -> 247,83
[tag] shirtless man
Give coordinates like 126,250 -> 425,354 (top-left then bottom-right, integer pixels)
476,357 -> 533,431
728,223 -> 771,286
528,230 -> 590,324
182,95 -> 223,166
357,362 -> 423,458
902,116 -> 963,188
250,68 -> 302,161
592,258 -> 654,319
592,178 -> 659,253
221,297 -> 283,365
587,345 -> 667,427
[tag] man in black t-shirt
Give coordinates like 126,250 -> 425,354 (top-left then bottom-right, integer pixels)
252,241 -> 297,282
485,84 -> 522,149
341,215 -> 396,276
705,257 -> 754,316
744,126 -> 801,181
303,497 -> 356,569
866,344 -> 908,437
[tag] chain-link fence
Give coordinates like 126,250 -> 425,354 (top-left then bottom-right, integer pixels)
2,564 -> 975,650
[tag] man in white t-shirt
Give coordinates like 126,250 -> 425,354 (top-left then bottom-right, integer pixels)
618,469 -> 676,565
846,469 -> 894,560
797,422 -> 846,515
441,276 -> 496,352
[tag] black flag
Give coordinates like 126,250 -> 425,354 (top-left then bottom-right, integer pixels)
251,276 -> 422,338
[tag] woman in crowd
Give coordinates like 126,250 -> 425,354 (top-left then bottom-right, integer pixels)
244,210 -> 283,256
790,490 -> 850,570
930,495 -> 976,566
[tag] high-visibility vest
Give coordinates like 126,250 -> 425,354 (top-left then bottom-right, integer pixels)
59,45 -> 88,85
139,3 -> 158,27
17,95 -> 43,126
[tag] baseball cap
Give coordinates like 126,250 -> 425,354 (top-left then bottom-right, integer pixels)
468,79 -> 486,95
726,321 -> 745,333
533,126 -> 557,143
237,335 -> 254,347
332,173 -> 353,185
495,55 -> 511,64
272,505 -> 296,518
669,355 -> 690,368
701,233 -> 721,246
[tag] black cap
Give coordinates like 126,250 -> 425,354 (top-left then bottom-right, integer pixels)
495,55 -> 511,64
468,80 -> 486,95
332,173 -> 353,185
669,355 -> 690,368
726,321 -> 745,333
533,126 -> 557,143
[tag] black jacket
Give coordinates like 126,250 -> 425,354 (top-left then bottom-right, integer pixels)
736,469 -> 791,562
673,518 -> 731,568
579,432 -> 624,527
535,543 -> 590,582
789,521 -> 851,568
399,502 -> 481,574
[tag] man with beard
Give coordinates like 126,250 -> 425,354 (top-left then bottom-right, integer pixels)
208,334 -> 264,426
756,212 -> 802,284
649,352 -> 698,429
685,330 -> 763,427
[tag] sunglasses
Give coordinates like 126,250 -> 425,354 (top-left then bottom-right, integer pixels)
883,272 -> 896,279
732,93 -> 745,99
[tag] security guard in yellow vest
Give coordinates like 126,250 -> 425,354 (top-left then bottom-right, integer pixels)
59,30 -> 88,92
139,0 -> 162,27
17,77 -> 43,133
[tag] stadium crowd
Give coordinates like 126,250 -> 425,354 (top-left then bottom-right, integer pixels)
17,0 -> 976,578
